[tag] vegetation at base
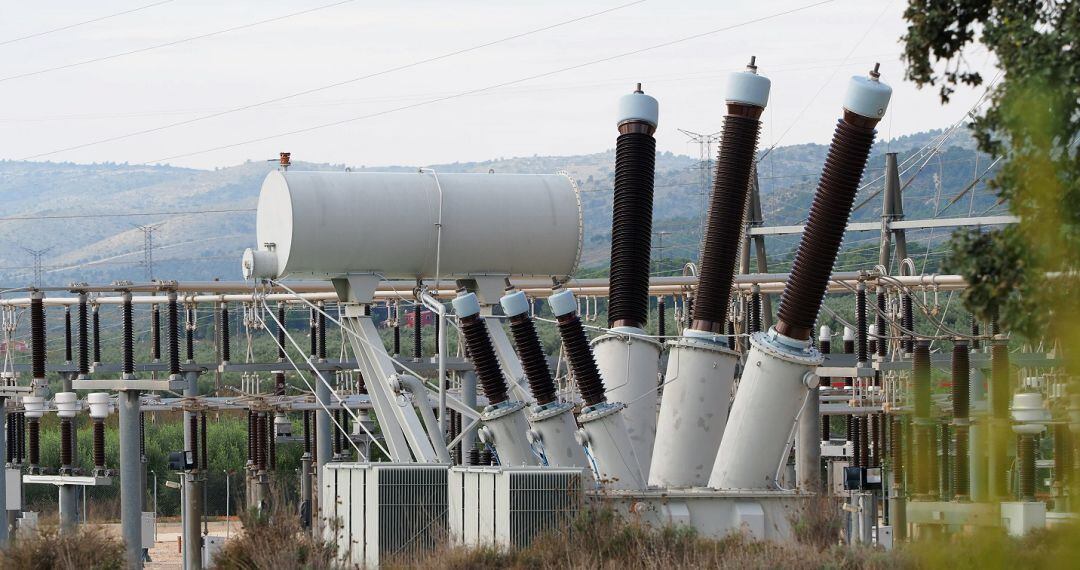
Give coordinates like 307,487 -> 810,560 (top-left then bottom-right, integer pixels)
213,508 -> 336,570
0,524 -> 125,570
903,0 -> 1080,370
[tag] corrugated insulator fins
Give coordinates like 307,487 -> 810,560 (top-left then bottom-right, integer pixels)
549,290 -> 607,408
167,293 -> 180,376
692,58 -> 769,333
913,340 -> 931,420
500,290 -> 557,406
775,67 -> 891,341
78,294 -> 89,376
122,292 -> 134,376
30,292 -> 46,379
452,293 -> 509,406
608,84 -> 658,330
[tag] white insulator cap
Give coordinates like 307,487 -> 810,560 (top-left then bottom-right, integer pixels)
499,290 -> 530,318
726,62 -> 771,108
1011,392 -> 1051,424
23,396 -> 45,419
843,326 -> 855,342
843,66 -> 893,119
868,324 -> 878,337
818,325 -> 832,342
616,85 -> 659,128
451,292 -> 481,318
55,391 -> 79,418
241,247 -> 279,280
87,392 -> 112,419
548,289 -> 578,318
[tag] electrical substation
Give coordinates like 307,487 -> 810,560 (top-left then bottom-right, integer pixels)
0,60 -> 1069,569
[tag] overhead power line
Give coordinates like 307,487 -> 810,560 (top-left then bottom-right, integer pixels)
147,0 -> 837,164
0,1 -> 173,47
22,0 -> 650,160
0,0 -> 354,84
0,207 -> 255,222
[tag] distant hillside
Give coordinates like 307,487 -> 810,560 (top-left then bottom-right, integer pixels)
0,128 -> 1001,286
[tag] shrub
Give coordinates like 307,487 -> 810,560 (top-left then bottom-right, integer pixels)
0,524 -> 125,570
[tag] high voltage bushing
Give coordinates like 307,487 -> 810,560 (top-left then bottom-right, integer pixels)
726,321 -> 735,350
255,412 -> 266,471
452,292 -> 509,406
167,292 -> 180,377
868,324 -> 878,357
843,326 -> 855,390
748,288 -> 762,334
952,341 -> 971,419
308,307 -> 317,357
5,413 -> 14,463
1017,433 -> 1036,502
150,303 -> 161,362
412,304 -> 422,359
852,415 -> 863,467
692,58 -> 767,334
392,303 -> 401,356
901,293 -> 914,354
500,290 -> 556,406
876,288 -> 888,357
55,392 -> 79,474
64,306 -> 73,363
657,296 -> 666,339
267,412 -> 276,469
92,304 -> 101,365
971,317 -> 981,350
856,282 -> 868,363
17,412 -> 25,464
913,341 -> 932,420
549,290 -> 606,407
991,338 -> 1011,419
220,302 -> 231,363
277,304 -> 286,360
23,396 -> 44,472
333,409 -> 342,456
1053,424 -> 1071,489
247,411 -> 255,464
608,83 -> 658,330
122,292 -> 134,376
302,410 -> 311,454
940,423 -> 952,499
201,411 -> 208,471
774,67 -> 890,342
710,66 -> 892,491
684,296 -> 693,330
819,325 -> 832,390
871,414 -> 882,468
185,306 -> 195,361
140,411 -> 146,457
317,301 -> 327,360
88,393 -> 111,474
188,414 -> 199,469
30,292 -> 46,380
78,293 -> 89,376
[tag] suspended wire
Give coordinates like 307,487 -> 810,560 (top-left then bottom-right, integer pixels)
144,0 -> 837,164
0,0 -> 355,84
0,1 -> 173,47
0,208 -> 254,222
22,0 -> 649,160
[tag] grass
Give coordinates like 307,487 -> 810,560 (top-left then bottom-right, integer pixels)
0,524 -> 125,570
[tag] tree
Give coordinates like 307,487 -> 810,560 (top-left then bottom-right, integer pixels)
901,1 -> 1079,367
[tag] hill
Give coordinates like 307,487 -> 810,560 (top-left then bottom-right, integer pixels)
0,128 -> 1000,286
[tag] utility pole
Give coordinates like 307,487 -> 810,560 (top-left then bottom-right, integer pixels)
22,247 -> 53,288
678,129 -> 721,248
134,224 -> 162,281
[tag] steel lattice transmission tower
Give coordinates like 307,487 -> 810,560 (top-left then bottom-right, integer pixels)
22,247 -> 53,288
678,129 -> 722,252
135,224 -> 162,281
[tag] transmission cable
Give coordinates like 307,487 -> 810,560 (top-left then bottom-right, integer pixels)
145,0 -> 836,164
22,0 -> 649,161
0,0 -> 354,84
0,1 -> 173,47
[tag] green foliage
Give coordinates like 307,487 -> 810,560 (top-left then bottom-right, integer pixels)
213,509 -> 336,570
903,0 -> 1080,360
0,524 -> 126,570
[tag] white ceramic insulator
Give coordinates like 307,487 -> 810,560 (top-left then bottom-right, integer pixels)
843,75 -> 893,119
451,292 -> 481,319
726,70 -> 771,108
23,396 -> 45,419
592,327 -> 661,476
55,391 -> 79,418
548,289 -> 578,318
819,325 -> 832,342
499,290 -> 530,318
87,392 -> 112,419
616,90 -> 659,128
843,326 -> 855,342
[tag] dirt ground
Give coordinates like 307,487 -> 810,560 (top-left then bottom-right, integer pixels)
97,519 -> 242,569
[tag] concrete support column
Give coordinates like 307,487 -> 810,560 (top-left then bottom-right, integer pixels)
119,390 -> 144,569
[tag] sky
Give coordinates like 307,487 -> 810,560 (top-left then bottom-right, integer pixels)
0,0 -> 998,170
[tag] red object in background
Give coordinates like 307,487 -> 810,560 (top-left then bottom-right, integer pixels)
405,310 -> 434,327
0,340 -> 28,354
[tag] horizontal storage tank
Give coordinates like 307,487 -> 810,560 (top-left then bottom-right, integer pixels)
244,171 -> 583,280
